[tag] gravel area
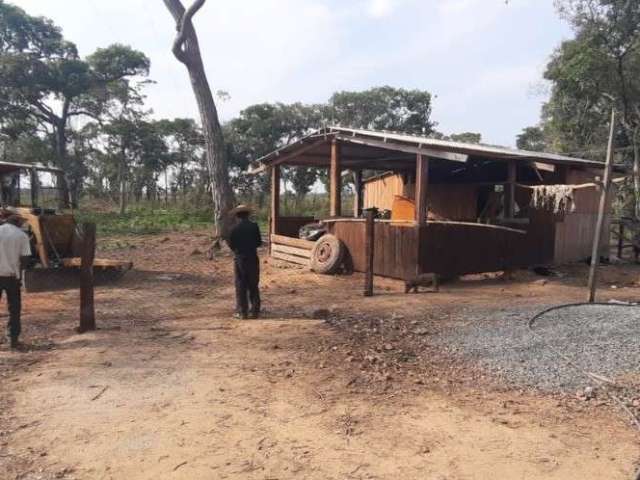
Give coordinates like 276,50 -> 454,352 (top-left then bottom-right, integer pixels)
436,304 -> 640,392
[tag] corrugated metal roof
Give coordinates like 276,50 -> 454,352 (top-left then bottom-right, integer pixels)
251,126 -> 612,171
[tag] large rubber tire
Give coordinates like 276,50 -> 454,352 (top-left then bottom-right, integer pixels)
310,234 -> 345,274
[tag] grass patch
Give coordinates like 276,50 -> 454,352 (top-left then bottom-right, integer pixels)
76,206 -> 269,236
76,207 -> 214,236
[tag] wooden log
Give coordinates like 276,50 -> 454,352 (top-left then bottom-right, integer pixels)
364,209 -> 375,296
588,110 -> 616,303
330,139 -> 342,217
271,251 -> 310,266
79,222 -> 96,333
415,154 -> 429,226
271,243 -> 313,259
270,234 -> 315,250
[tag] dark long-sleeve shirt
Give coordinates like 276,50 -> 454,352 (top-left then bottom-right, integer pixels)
229,219 -> 262,257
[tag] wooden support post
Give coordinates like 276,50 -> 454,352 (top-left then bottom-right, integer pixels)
270,165 -> 280,237
587,109 -> 616,303
617,222 -> 624,259
79,222 -> 96,333
56,172 -> 69,210
13,173 -> 20,206
364,209 -> 375,296
30,168 -> 39,208
505,161 -> 516,218
353,170 -> 363,218
330,140 -> 342,217
415,154 -> 429,225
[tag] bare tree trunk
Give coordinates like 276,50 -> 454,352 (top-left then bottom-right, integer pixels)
163,0 -> 235,241
165,168 -> 169,207
54,118 -> 71,210
119,156 -> 127,215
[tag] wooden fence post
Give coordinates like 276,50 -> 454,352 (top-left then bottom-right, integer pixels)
364,210 -> 375,297
79,222 -> 96,332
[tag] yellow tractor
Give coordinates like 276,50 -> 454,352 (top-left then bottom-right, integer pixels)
0,161 -> 132,292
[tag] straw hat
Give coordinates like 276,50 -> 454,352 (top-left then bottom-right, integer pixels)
229,204 -> 253,215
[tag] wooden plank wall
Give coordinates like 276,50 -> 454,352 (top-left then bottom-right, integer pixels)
275,216 -> 315,238
418,223 -> 531,275
328,219 -> 554,280
363,174 -> 405,211
553,169 -> 611,263
327,221 -> 419,280
364,174 -> 478,221
428,185 -> 478,221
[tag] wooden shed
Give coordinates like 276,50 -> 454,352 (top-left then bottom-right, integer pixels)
249,127 -> 622,280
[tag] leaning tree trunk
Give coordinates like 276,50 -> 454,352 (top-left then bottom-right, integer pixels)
163,0 -> 235,241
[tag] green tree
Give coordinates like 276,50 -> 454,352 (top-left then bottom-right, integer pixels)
225,102 -> 323,204
449,132 -> 482,144
97,117 -> 168,214
156,118 -> 204,205
329,86 -> 435,135
516,126 -> 547,151
542,0 -> 640,214
0,1 -> 150,207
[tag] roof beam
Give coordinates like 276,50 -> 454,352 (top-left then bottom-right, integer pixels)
247,137 -> 330,174
333,134 -> 469,163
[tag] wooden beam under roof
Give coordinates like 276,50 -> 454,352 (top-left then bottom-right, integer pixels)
248,137 -> 329,174
333,134 -> 469,163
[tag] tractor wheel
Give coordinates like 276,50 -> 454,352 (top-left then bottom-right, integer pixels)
310,234 -> 345,274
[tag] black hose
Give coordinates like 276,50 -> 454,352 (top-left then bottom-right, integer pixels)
528,301 -> 639,330
527,301 -> 640,480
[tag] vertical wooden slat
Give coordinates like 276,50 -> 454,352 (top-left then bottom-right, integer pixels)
415,154 -> 429,225
330,140 -> 342,217
270,165 -> 280,237
353,170 -> 363,218
79,222 -> 96,333
505,161 -> 516,218
364,212 -> 375,296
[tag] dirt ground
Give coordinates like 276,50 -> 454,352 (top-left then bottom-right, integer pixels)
1,230 -> 640,480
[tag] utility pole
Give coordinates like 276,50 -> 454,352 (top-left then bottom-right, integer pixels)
587,109 -> 616,303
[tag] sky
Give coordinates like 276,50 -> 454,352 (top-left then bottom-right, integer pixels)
13,0 -> 574,147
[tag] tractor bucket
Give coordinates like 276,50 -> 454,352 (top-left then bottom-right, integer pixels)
23,259 -> 133,293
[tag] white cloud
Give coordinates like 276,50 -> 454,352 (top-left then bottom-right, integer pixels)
11,0 -> 567,146
367,0 -> 397,18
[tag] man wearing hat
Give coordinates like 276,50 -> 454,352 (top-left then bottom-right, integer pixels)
228,205 -> 262,319
0,215 -> 32,349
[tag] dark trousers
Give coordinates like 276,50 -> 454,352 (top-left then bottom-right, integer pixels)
0,276 -> 21,339
234,255 -> 260,316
